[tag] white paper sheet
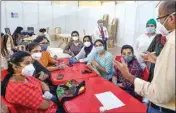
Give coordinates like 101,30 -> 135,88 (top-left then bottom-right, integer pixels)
95,91 -> 125,110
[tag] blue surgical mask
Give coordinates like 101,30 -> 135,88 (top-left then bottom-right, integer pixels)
146,27 -> 155,34
99,23 -> 103,27
40,44 -> 48,51
95,46 -> 104,53
123,56 -> 133,64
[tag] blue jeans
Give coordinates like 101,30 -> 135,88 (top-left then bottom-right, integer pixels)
147,105 -> 164,113
51,96 -> 66,113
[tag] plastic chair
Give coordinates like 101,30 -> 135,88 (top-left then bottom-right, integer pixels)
1,96 -> 17,113
1,70 -> 17,113
5,28 -> 11,35
55,27 -> 61,34
1,69 -> 8,81
142,67 -> 149,81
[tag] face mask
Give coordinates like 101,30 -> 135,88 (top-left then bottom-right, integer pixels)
99,23 -> 103,27
146,27 -> 155,34
40,44 -> 48,51
158,12 -> 176,36
95,46 -> 104,54
84,42 -> 91,47
31,52 -> 42,60
21,64 -> 35,76
123,56 -> 133,64
72,36 -> 79,41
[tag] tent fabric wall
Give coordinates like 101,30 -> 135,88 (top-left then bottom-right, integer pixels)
1,1 -> 159,47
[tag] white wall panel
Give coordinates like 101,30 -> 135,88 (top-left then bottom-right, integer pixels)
39,4 -> 52,32
65,6 -> 78,34
23,3 -> 39,33
53,6 -> 67,33
1,1 -> 6,33
5,1 -> 23,33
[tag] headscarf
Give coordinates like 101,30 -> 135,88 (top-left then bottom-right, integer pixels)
83,35 -> 93,57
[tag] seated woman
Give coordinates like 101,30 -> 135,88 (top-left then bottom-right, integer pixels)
63,31 -> 83,57
1,33 -> 14,70
1,51 -> 58,113
39,28 -> 51,43
71,35 -> 95,63
12,26 -> 28,46
26,42 -> 51,82
33,36 -> 65,72
87,39 -> 114,80
112,45 -> 143,98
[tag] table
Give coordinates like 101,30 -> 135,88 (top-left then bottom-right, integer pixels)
47,47 -> 71,59
50,58 -> 98,85
64,77 -> 147,113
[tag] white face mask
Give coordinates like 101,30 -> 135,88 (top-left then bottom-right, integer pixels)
31,52 -> 42,60
84,42 -> 91,47
95,46 -> 104,54
158,12 -> 176,36
72,36 -> 79,41
21,64 -> 35,76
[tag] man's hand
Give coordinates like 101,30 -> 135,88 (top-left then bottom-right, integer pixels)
113,59 -> 135,84
141,52 -> 157,63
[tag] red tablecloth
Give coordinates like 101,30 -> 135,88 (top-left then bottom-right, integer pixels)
50,58 -> 98,85
64,77 -> 147,113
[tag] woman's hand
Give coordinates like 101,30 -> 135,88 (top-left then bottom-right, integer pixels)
38,72 -> 49,81
42,91 -> 53,100
91,60 -> 98,67
113,59 -> 135,84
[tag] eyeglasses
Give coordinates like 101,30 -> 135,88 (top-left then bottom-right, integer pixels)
156,14 -> 170,22
156,12 -> 176,22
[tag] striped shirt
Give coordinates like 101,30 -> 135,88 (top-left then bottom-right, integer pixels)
63,41 -> 83,56
87,51 -> 114,80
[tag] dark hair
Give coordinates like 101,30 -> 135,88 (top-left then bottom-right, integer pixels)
39,28 -> 46,33
83,35 -> 93,57
1,51 -> 31,96
26,42 -> 40,52
71,31 -> 79,37
33,35 -> 48,43
83,35 -> 92,42
121,45 -> 134,55
1,33 -> 4,37
94,39 -> 105,46
1,33 -> 9,57
12,26 -> 23,46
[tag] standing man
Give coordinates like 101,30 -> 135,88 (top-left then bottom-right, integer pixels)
113,1 -> 175,113
93,19 -> 109,50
